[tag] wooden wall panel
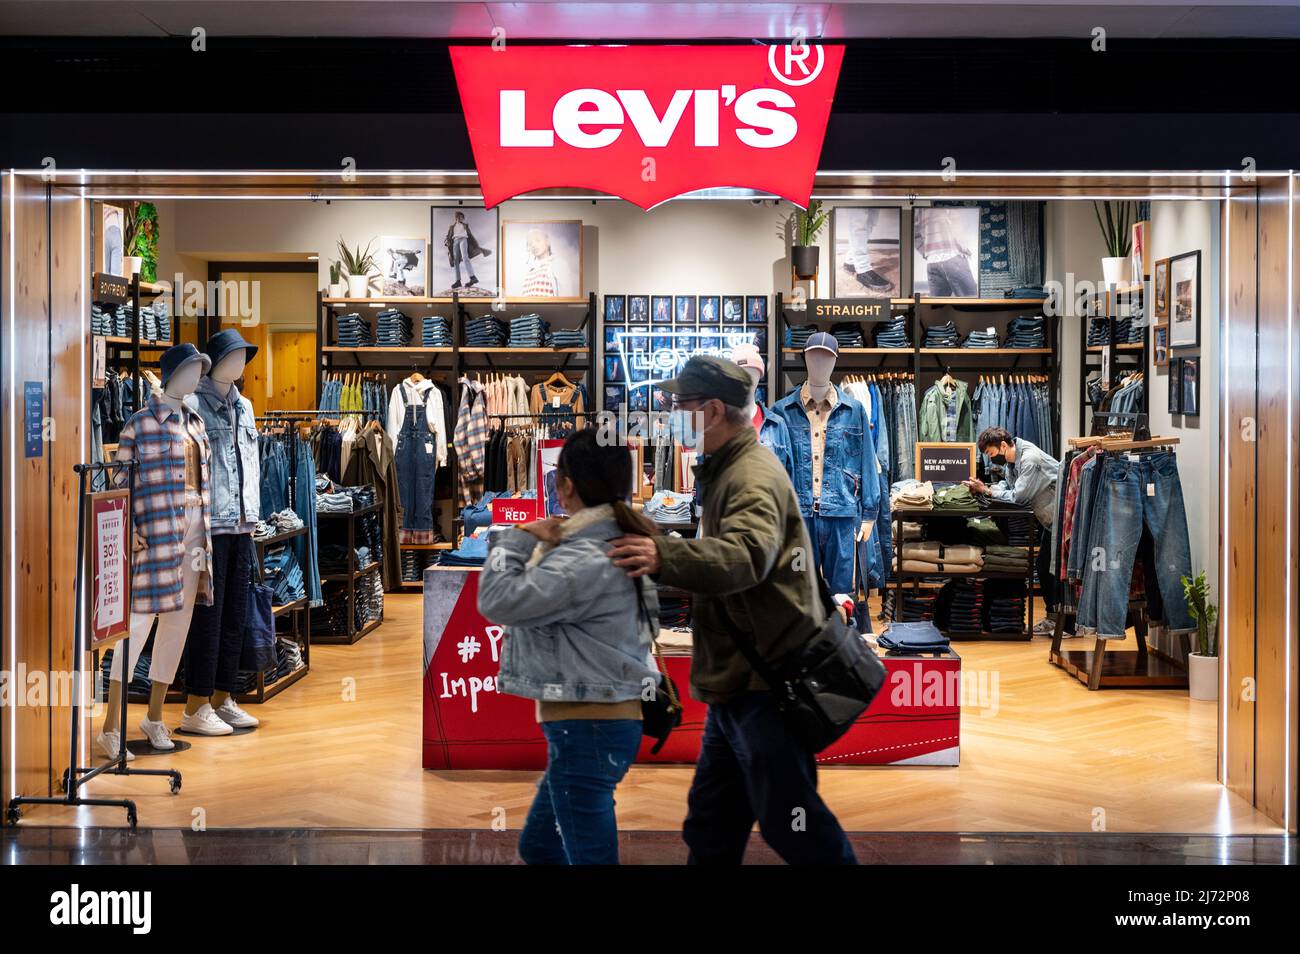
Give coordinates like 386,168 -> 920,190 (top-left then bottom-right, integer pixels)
1221,191 -> 1258,804
47,188 -> 85,790
270,331 -> 317,412
0,174 -> 54,807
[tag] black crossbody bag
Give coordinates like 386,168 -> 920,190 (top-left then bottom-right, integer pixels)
634,577 -> 684,754
727,575 -> 887,753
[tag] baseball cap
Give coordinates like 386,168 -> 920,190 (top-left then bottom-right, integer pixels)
731,343 -> 765,375
657,354 -> 753,408
804,332 -> 839,356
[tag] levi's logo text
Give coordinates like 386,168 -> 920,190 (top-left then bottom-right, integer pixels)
450,44 -> 844,209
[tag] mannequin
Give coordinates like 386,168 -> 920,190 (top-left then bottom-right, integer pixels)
732,343 -> 791,472
181,330 -> 262,735
97,345 -> 214,758
769,333 -> 880,604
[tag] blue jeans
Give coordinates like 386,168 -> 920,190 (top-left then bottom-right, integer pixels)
518,719 -> 642,865
806,512 -> 857,597
452,236 -> 476,285
683,692 -> 856,865
926,256 -> 977,297
1084,452 -> 1194,638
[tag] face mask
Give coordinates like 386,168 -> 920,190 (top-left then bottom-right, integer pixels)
669,409 -> 704,448
990,453 -> 1008,467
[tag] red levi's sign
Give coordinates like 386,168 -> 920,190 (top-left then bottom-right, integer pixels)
450,43 -> 844,209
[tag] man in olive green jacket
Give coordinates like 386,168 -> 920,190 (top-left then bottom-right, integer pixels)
610,356 -> 856,865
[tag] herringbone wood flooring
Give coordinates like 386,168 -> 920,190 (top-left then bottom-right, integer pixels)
26,594 -> 1275,833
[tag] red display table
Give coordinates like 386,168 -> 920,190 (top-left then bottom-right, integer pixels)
423,568 -> 960,770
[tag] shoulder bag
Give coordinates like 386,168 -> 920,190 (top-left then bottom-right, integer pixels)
728,573 -> 887,753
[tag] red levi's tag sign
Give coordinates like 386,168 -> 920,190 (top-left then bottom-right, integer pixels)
491,497 -> 539,525
450,44 -> 844,209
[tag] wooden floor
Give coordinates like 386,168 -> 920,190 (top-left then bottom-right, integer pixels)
25,593 -> 1279,833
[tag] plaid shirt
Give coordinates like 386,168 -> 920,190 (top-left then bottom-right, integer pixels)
115,392 -> 215,614
454,380 -> 488,505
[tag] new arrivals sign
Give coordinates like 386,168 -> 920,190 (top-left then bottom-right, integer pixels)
450,43 -> 844,209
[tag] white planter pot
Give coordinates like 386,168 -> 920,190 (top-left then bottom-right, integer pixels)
328,282 -> 346,299
1188,652 -> 1219,701
124,255 -> 143,276
346,274 -> 370,298
1102,257 -> 1127,287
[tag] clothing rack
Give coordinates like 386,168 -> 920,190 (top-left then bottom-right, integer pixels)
1049,421 -> 1187,690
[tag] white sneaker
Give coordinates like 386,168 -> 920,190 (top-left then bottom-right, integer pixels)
1032,616 -> 1059,636
139,717 -> 174,750
215,697 -> 259,729
179,703 -> 235,736
95,730 -> 135,762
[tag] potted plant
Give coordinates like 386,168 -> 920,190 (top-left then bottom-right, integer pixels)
785,199 -> 828,280
1093,200 -> 1137,287
327,261 -> 346,299
122,202 -> 143,277
337,237 -> 378,298
1181,571 -> 1219,701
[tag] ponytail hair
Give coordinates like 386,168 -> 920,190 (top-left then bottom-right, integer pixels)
556,427 -> 660,537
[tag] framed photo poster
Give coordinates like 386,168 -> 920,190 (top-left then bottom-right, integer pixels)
833,206 -> 903,298
1153,257 -> 1170,319
912,206 -> 980,298
1168,250 -> 1201,348
1153,322 -> 1170,368
502,219 -> 583,300
1167,358 -> 1183,414
1180,356 -> 1200,416
431,206 -> 498,297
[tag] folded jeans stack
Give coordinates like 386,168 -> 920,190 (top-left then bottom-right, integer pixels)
983,580 -> 1026,632
878,620 -> 950,654
316,492 -> 354,513
509,313 -> 548,348
874,315 -> 911,348
1005,315 -> 1046,348
784,324 -> 816,349
375,309 -> 414,347
643,491 -> 694,524
936,579 -> 984,633
423,315 -> 453,347
465,315 -> 509,346
891,479 -> 934,511
545,327 -> 588,348
923,321 -> 960,348
829,322 -> 865,349
961,329 -> 1001,348
336,312 -> 374,347
1086,317 -> 1111,346
262,546 -> 306,605
437,532 -> 489,567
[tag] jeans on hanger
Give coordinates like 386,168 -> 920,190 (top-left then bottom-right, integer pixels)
1081,452 -> 1194,638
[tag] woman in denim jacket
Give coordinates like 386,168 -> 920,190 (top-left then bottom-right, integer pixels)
478,429 -> 659,865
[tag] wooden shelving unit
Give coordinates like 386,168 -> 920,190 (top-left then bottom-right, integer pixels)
313,503 -> 384,645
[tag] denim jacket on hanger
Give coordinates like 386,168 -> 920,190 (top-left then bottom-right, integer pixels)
186,376 -> 260,532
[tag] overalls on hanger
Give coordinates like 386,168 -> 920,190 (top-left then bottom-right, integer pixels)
395,388 -> 437,544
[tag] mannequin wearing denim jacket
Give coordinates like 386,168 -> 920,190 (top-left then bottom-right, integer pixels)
771,358 -> 881,601
181,342 -> 262,737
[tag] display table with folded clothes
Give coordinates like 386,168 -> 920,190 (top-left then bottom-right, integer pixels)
422,567 -> 961,768
888,502 -> 1038,637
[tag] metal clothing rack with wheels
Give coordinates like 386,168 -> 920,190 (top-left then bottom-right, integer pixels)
6,460 -> 181,829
